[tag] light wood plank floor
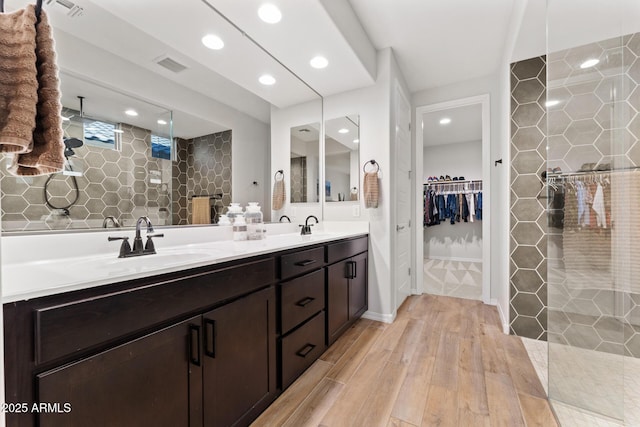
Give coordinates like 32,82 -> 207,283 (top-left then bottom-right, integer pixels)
252,294 -> 558,427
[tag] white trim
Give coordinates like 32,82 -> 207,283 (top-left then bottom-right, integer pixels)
362,310 -> 396,324
425,256 -> 483,263
414,94 -> 492,305
491,298 -> 510,335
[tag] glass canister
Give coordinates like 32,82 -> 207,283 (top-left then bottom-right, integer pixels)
226,203 -> 244,224
232,215 -> 247,241
218,214 -> 231,226
245,202 -> 264,240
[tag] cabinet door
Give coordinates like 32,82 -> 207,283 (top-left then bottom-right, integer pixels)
36,317 -> 203,427
327,262 -> 349,345
202,287 -> 276,427
349,252 -> 368,319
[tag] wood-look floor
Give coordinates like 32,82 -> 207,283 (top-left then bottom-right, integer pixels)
252,294 -> 558,427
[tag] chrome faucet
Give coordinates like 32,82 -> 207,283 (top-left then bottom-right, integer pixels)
279,215 -> 291,223
108,216 -> 164,258
300,215 -> 319,235
102,216 -> 121,228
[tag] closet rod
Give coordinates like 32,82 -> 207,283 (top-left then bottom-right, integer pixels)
548,165 -> 640,179
423,179 -> 482,186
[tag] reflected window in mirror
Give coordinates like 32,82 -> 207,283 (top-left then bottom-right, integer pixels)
324,115 -> 360,202
290,123 -> 320,203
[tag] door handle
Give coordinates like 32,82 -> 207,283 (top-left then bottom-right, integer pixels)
204,318 -> 216,358
345,261 -> 356,279
295,343 -> 316,358
188,324 -> 201,366
296,296 -> 316,307
396,225 -> 405,231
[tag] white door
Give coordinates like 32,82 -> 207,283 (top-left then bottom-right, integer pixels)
395,82 -> 412,311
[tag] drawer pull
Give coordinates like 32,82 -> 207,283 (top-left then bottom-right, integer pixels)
296,296 -> 316,307
189,324 -> 201,366
204,318 -> 216,358
294,259 -> 317,267
296,343 -> 316,358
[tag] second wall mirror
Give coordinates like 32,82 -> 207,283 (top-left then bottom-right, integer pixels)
324,115 -> 360,202
290,123 -> 320,203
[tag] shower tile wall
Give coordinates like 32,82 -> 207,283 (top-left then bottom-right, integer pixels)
1,124 -> 232,229
290,157 -> 307,203
511,35 -> 640,358
0,122 -> 172,231
546,33 -> 640,358
178,130 -> 232,225
510,55 -> 548,340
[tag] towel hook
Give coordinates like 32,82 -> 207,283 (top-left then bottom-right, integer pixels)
274,169 -> 284,181
363,160 -> 380,173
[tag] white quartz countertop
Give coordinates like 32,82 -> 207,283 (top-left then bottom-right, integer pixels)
2,226 -> 368,303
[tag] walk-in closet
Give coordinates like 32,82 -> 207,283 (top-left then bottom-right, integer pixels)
420,103 -> 485,301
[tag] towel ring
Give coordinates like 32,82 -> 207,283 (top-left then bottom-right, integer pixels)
363,160 -> 379,173
274,170 -> 284,181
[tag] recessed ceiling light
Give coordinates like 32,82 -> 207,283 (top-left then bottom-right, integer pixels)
113,129 -> 124,134
310,56 -> 328,69
580,58 -> 600,69
338,128 -> 349,134
258,4 -> 281,24
439,118 -> 451,125
545,100 -> 560,107
125,109 -> 138,117
202,34 -> 224,50
259,74 -> 276,85
353,139 -> 359,143
157,119 -> 167,125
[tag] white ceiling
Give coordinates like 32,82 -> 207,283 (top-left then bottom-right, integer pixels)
422,104 -> 481,148
348,0 -> 516,92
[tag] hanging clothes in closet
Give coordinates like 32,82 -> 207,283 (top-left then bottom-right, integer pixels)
423,180 -> 482,227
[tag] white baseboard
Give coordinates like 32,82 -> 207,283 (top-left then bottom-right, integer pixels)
490,298 -> 510,334
424,256 -> 483,263
362,310 -> 395,324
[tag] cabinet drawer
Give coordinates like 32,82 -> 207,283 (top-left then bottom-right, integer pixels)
34,258 -> 275,365
280,247 -> 324,280
281,312 -> 326,389
281,269 -> 325,334
327,236 -> 368,264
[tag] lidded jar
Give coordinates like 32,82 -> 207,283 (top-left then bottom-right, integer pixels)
232,215 -> 247,241
244,202 -> 264,240
218,214 -> 231,226
226,203 -> 244,224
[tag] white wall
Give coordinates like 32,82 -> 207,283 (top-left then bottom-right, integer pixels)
423,140 -> 482,182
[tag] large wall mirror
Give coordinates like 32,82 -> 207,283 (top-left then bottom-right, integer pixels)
324,115 -> 360,202
1,0 -> 321,232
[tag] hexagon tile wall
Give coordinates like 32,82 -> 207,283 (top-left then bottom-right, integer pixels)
510,55 -> 549,340
512,34 -> 640,359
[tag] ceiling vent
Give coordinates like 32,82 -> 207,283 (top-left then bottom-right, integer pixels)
45,0 -> 84,18
154,56 -> 188,73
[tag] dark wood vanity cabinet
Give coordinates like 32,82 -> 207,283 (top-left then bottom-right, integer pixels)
4,235 -> 368,426
36,316 -> 202,427
326,237 -> 369,345
4,257 -> 277,427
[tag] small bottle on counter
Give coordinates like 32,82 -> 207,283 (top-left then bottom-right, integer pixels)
218,214 -> 231,226
233,215 -> 247,241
